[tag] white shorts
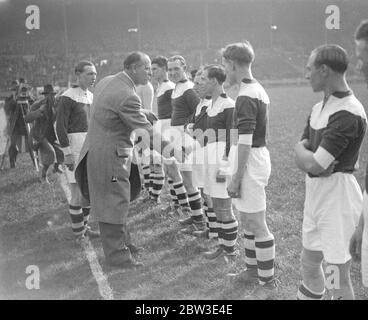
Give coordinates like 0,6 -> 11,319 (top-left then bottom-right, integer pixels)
155,118 -> 171,139
166,125 -> 198,172
192,145 -> 205,188
203,141 -> 230,198
229,145 -> 271,213
362,190 -> 368,287
302,173 -> 362,264
65,132 -> 87,184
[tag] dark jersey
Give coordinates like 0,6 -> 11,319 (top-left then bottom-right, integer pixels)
301,91 -> 367,178
171,79 -> 200,126
190,97 -> 211,147
156,80 -> 175,120
55,87 -> 93,150
206,93 -> 235,157
233,78 -> 269,147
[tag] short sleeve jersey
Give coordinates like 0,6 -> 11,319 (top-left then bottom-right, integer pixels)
171,79 -> 200,126
301,91 -> 367,176
233,78 -> 270,147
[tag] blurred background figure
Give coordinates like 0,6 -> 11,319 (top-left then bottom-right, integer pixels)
24,84 -> 63,183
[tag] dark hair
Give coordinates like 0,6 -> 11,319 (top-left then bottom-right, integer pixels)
222,41 -> 255,66
151,56 -> 168,70
204,64 -> 226,85
168,55 -> 186,67
355,20 -> 368,41
190,69 -> 198,79
312,44 -> 349,74
75,60 -> 94,74
123,52 -> 147,70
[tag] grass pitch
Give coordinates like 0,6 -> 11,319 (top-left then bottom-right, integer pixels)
1,83 -> 368,300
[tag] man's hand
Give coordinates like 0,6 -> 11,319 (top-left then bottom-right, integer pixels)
64,153 -> 75,171
185,123 -> 194,136
227,176 -> 242,198
349,226 -> 363,261
317,160 -> 338,177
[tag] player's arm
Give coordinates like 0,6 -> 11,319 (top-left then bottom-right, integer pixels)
183,88 -> 200,116
223,105 -> 235,160
119,95 -> 182,162
227,97 -> 256,197
296,110 -> 357,176
294,142 -> 329,175
232,96 -> 257,180
55,96 -> 73,154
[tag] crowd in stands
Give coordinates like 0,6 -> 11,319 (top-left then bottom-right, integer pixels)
1,0 -> 366,90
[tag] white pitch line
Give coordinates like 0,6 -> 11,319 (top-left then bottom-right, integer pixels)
82,238 -> 114,300
56,171 -> 113,300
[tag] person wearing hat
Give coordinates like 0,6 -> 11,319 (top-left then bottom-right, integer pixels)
4,79 -> 36,168
24,84 -> 63,182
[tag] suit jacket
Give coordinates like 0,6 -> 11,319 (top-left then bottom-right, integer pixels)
75,72 -> 156,224
4,95 -> 27,136
24,97 -> 57,143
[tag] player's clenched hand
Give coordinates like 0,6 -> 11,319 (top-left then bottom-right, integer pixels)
64,153 -> 75,171
227,177 -> 241,198
318,160 -> 338,177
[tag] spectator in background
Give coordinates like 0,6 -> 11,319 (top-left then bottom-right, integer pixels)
24,84 -> 63,183
4,80 -> 33,168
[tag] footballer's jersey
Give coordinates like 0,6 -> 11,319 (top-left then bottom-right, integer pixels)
190,97 -> 211,148
56,86 -> 93,149
171,79 -> 200,126
301,90 -> 367,177
156,80 -> 175,120
192,96 -> 211,131
233,78 -> 269,147
206,93 -> 235,157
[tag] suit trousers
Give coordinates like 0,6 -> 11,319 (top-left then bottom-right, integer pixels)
99,222 -> 133,265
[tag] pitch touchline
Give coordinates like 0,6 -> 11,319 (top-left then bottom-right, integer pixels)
82,238 -> 114,300
57,172 -> 113,299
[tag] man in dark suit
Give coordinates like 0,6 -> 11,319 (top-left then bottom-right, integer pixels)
76,52 -> 182,268
24,84 -> 63,182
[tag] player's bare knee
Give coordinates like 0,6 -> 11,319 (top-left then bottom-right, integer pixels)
301,249 -> 323,277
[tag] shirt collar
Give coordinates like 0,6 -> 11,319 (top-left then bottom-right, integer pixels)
331,90 -> 353,99
241,78 -> 257,84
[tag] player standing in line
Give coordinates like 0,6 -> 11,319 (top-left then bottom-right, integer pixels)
167,55 -> 205,230
56,61 -> 99,240
197,65 -> 238,258
295,45 -> 366,300
186,67 -> 216,237
222,42 -> 277,299
151,56 -> 191,213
